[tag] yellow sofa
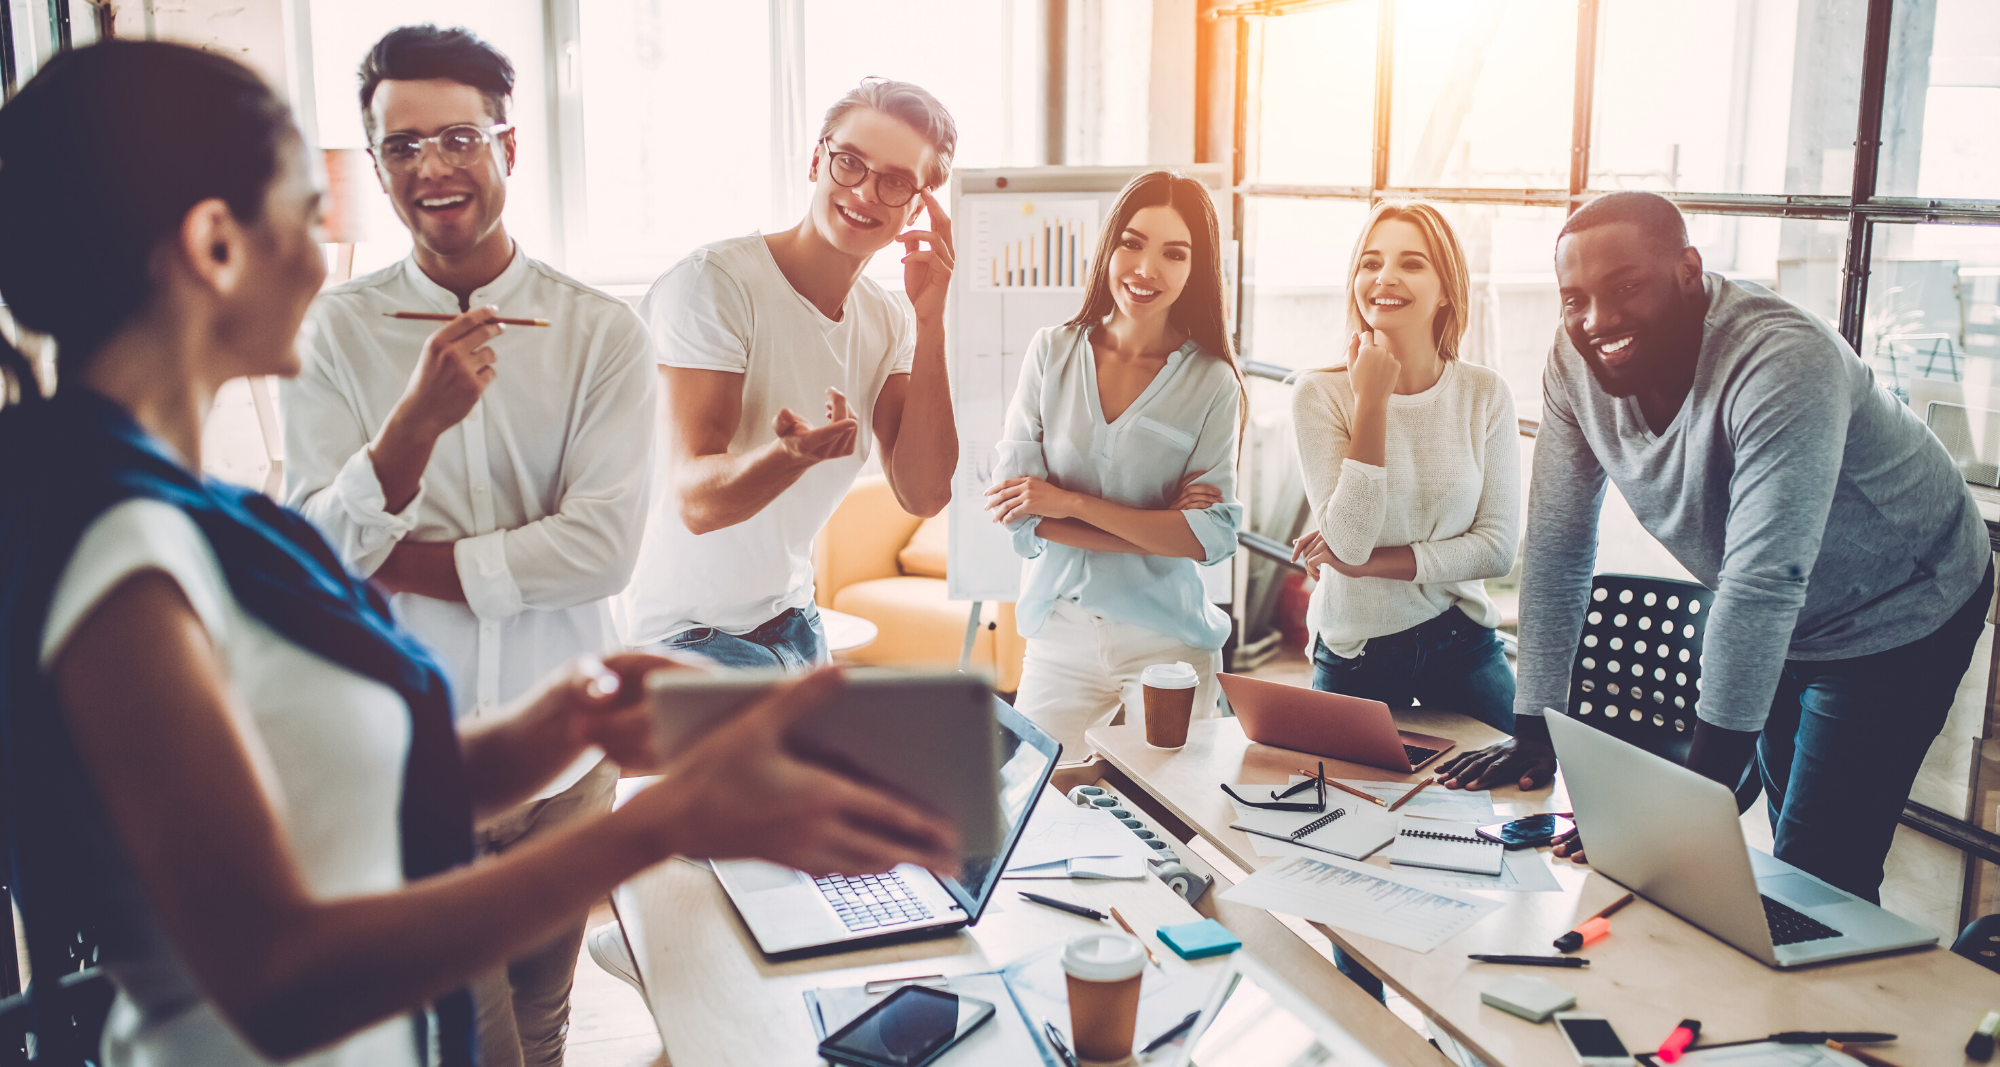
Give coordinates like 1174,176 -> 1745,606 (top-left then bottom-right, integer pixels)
813,475 -> 1026,692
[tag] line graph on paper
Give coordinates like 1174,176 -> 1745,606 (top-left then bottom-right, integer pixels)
1220,855 -> 1501,952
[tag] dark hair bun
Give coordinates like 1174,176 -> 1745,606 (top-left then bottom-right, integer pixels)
0,40 -> 291,380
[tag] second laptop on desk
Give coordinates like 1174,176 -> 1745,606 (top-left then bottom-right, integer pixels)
1547,711 -> 1935,968
1217,673 -> 1456,773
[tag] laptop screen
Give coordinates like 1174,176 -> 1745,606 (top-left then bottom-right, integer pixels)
936,699 -> 1059,920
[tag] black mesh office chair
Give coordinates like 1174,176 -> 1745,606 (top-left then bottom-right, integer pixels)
1564,573 -> 1761,810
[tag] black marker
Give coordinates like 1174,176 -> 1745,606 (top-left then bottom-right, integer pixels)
1467,954 -> 1588,968
1018,892 -> 1107,922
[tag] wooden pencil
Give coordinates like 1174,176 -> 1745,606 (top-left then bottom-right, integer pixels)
1386,777 -> 1436,812
384,311 -> 550,327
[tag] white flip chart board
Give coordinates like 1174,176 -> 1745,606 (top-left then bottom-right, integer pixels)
947,165 -> 1231,604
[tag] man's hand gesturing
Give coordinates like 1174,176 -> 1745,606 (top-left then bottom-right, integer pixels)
398,307 -> 505,436
773,387 -> 860,466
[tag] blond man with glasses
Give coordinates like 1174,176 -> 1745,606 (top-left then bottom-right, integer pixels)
281,24 -> 655,1067
614,79 -> 959,669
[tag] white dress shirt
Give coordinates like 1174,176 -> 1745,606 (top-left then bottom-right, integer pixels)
283,249 -> 656,796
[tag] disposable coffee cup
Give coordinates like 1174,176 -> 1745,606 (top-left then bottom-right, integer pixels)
1062,932 -> 1147,1063
1141,661 -> 1199,749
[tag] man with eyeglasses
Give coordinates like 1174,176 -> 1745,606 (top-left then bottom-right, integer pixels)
614,79 -> 959,669
281,24 -> 654,1067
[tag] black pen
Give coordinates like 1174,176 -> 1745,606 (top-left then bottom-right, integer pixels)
1042,1020 -> 1079,1067
1140,1010 -> 1203,1055
1467,954 -> 1589,968
1018,891 -> 1107,921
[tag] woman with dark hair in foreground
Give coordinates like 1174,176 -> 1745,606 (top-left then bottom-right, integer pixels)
0,40 -> 955,1067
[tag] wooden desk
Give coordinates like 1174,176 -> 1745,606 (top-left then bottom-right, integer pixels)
1088,716 -> 2000,1067
613,786 -> 1446,1067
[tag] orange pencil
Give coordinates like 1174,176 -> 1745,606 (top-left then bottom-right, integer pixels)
1108,907 -> 1160,968
1827,1040 -> 1906,1067
384,311 -> 550,327
1299,768 -> 1388,808
1387,777 -> 1436,812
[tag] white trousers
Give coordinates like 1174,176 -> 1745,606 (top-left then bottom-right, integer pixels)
1015,599 -> 1223,760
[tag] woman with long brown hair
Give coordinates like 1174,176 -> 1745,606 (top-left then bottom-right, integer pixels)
983,171 -> 1243,757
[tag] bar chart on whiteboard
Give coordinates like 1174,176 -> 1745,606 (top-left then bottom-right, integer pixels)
969,197 -> 1100,291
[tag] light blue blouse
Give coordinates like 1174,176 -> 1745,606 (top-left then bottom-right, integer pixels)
995,324 -> 1244,649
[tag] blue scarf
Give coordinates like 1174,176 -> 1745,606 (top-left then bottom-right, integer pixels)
0,389 -> 475,1064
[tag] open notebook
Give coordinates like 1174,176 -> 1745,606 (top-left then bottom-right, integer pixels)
1388,823 -> 1505,876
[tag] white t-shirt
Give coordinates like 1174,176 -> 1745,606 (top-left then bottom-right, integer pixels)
40,500 -> 418,1067
615,234 -> 916,644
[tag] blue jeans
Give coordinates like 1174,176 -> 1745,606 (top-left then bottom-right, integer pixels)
650,605 -> 829,670
1758,562 -> 1992,903
1308,607 -> 1517,735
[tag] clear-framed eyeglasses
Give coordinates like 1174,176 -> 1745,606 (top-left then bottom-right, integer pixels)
820,138 -> 923,207
373,123 -> 512,175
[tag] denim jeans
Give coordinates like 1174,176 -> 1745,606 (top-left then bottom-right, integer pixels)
1758,562 -> 1992,903
650,604 -> 829,670
1308,606 -> 1517,735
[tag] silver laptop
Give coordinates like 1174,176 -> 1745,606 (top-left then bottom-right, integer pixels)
716,698 -> 1061,959
1548,712 -> 1936,967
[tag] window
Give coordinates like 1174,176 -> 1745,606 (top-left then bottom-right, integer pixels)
1250,2 -> 1376,187
1388,0 -> 1574,190
1878,0 -> 2000,200
573,0 -> 1024,288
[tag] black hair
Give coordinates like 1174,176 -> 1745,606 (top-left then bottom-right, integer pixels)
0,40 -> 293,404
359,25 -> 515,142
1558,190 -> 1690,254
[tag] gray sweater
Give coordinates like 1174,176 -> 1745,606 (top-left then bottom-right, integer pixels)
1516,273 -> 1988,731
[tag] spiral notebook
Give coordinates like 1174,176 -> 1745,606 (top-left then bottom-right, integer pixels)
1388,823 -> 1505,876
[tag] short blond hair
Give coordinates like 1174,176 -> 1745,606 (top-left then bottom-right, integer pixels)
817,78 -> 957,190
1344,199 -> 1471,360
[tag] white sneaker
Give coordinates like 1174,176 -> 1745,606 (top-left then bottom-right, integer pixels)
586,921 -> 643,997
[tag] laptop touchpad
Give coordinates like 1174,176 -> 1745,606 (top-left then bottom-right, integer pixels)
729,860 -> 810,894
1761,872 -> 1846,908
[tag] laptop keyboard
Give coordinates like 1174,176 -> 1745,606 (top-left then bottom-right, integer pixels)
816,871 -> 935,932
1762,894 -> 1841,946
1404,744 -> 1440,766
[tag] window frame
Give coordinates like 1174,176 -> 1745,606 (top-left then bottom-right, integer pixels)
1214,0 -> 2000,388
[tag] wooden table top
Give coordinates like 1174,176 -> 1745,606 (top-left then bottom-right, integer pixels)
614,785 -> 1448,1067
1087,714 -> 2000,1067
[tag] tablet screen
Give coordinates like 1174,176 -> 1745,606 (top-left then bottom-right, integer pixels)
1189,971 -> 1334,1067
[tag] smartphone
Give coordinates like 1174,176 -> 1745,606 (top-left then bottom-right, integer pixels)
1553,1012 -> 1630,1066
1476,813 -> 1576,850
818,985 -> 996,1067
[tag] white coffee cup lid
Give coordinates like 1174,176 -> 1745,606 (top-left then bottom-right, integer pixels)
1061,932 -> 1147,982
1141,661 -> 1198,690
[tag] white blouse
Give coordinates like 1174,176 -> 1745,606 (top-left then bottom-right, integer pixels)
41,500 -> 418,1067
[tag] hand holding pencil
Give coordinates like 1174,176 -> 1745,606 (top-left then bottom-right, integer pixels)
392,306 -> 507,437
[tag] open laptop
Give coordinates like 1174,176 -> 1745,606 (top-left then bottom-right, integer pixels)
1547,711 -> 1937,967
1217,672 -> 1456,773
715,698 -> 1061,960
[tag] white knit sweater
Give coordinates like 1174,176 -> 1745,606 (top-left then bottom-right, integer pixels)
1292,359 -> 1520,658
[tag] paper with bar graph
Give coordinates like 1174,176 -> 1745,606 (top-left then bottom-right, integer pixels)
1220,854 -> 1501,952
968,197 -> 1099,291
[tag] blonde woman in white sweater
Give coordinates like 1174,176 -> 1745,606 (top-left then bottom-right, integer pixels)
1291,200 -> 1520,734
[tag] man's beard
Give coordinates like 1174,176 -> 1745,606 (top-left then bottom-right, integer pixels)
1579,291 -> 1705,399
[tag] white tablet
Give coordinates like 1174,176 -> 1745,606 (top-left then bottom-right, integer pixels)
1170,952 -> 1393,1067
644,666 -> 1006,854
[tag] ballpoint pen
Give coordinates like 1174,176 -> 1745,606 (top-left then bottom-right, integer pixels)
1018,892 -> 1108,922
1466,954 -> 1589,968
1041,1020 -> 1079,1067
1139,1010 -> 1202,1055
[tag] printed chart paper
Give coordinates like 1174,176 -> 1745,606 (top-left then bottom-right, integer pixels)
1221,854 -> 1501,953
968,198 -> 1100,291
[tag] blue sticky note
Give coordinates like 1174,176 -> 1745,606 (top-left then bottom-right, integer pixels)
1156,919 -> 1242,960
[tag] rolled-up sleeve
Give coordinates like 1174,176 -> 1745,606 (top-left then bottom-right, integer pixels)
453,308 -> 658,622
282,308 -> 421,577
994,330 -> 1052,559
1180,377 -> 1243,566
